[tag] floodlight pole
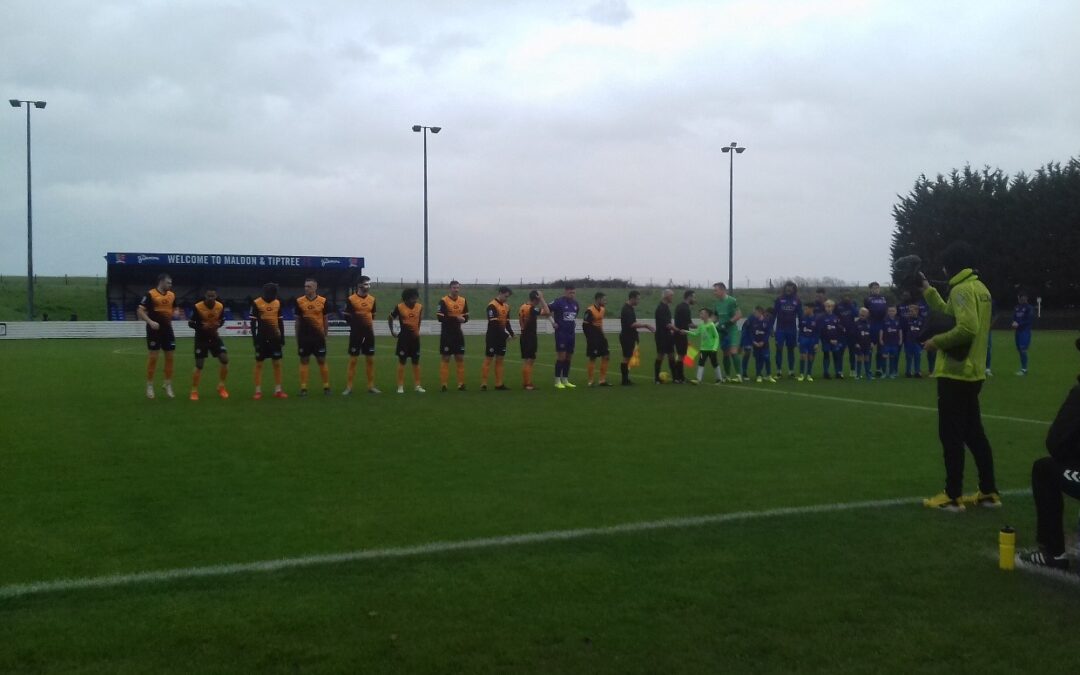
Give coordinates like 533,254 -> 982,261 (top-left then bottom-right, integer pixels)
10,99 -> 46,320
721,141 -> 745,291
413,124 -> 441,319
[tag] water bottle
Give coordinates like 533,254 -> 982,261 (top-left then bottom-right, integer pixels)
999,526 -> 1015,571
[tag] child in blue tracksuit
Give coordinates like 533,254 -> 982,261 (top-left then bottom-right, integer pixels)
852,307 -> 874,380
1013,291 -> 1034,375
739,311 -> 755,379
750,306 -> 775,382
903,304 -> 924,377
818,300 -> 844,379
879,306 -> 903,378
797,303 -> 819,382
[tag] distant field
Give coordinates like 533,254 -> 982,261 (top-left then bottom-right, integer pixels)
0,275 -> 780,322
1,330 -> 1078,673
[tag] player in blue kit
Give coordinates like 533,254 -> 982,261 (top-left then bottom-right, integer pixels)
811,287 -> 827,316
852,307 -> 874,380
879,306 -> 903,378
1012,291 -> 1034,375
835,293 -> 859,377
548,285 -> 579,389
903,304 -> 924,377
772,281 -> 801,378
740,311 -> 754,380
749,306 -> 776,383
797,303 -> 819,382
818,300 -> 844,379
864,281 -> 890,376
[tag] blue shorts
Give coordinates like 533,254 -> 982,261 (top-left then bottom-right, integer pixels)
881,345 -> 900,357
798,338 -> 818,354
821,340 -> 844,353
853,343 -> 872,356
1015,330 -> 1031,350
904,343 -> 922,357
774,329 -> 796,349
555,333 -> 576,354
740,330 -> 754,349
753,346 -> 770,359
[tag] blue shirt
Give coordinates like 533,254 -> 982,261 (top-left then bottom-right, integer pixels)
854,318 -> 873,348
1013,303 -> 1034,332
819,314 -> 842,344
750,316 -> 771,346
811,299 -> 826,316
864,295 -> 889,323
799,315 -> 819,341
905,315 -> 924,343
773,295 -> 802,331
835,300 -> 858,331
548,297 -> 579,334
881,318 -> 902,347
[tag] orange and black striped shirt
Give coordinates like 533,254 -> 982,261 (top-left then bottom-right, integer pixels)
437,295 -> 468,333
295,294 -> 329,337
191,300 -> 224,339
486,298 -> 514,337
139,288 -> 176,327
391,302 -> 422,336
344,293 -> 376,330
583,303 -> 605,340
250,297 -> 283,340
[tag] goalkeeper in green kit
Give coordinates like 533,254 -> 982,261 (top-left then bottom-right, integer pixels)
684,307 -> 723,384
712,282 -> 743,382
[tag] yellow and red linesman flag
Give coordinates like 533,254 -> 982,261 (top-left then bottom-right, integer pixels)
683,345 -> 699,368
628,345 -> 641,369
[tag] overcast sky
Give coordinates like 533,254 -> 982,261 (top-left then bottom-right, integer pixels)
2,0 -> 1078,287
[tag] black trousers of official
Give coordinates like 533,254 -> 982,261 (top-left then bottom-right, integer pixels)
1032,456 -> 1080,555
937,378 -> 997,499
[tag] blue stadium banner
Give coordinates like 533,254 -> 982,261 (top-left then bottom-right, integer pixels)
106,252 -> 364,269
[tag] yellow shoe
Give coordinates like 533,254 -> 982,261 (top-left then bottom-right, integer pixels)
554,382 -> 566,390
961,491 -> 1002,509
563,381 -> 577,389
923,491 -> 965,512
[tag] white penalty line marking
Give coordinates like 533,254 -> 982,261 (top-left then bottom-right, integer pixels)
0,488 -> 1031,600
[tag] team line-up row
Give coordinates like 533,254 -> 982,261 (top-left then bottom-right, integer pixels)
134,275 -> 1037,399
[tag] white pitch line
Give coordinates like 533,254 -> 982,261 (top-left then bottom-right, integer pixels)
0,488 -> 1031,600
985,552 -> 1080,588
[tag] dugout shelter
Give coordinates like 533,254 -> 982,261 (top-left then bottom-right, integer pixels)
105,252 -> 365,321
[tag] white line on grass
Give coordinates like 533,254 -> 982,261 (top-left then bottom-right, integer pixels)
984,552 -> 1080,588
0,488 -> 1031,600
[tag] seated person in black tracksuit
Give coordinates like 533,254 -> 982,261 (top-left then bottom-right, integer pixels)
1021,338 -> 1080,569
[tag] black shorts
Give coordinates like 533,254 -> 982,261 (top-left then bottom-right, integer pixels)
619,333 -> 638,360
397,333 -> 421,361
348,328 -> 376,356
145,325 -> 176,352
586,335 -> 610,359
655,332 -> 674,355
440,329 -> 465,356
297,332 -> 327,358
520,334 -> 538,360
673,334 -> 689,356
254,338 -> 282,361
486,332 -> 508,357
194,335 -> 226,359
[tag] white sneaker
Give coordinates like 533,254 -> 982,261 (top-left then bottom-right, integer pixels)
163,383 -> 175,399
145,383 -> 155,399
1015,370 -> 1027,376
341,387 -> 353,396
414,385 -> 426,393
368,387 -> 382,394
396,386 -> 405,394
985,368 -> 993,377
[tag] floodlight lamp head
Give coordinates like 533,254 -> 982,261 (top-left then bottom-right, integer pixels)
412,125 -> 422,132
721,146 -> 731,153
9,99 -> 21,108
430,126 -> 441,133
735,147 -> 745,153
34,101 -> 46,109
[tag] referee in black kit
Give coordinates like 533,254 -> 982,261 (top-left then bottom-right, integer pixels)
673,290 -> 696,383
618,290 -> 654,385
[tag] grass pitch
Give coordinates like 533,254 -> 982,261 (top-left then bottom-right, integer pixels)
1,331 -> 1078,673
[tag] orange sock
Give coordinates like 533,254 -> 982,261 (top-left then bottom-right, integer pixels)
192,368 -> 202,391
397,363 -> 405,387
347,356 -> 358,388
272,360 -> 282,387
412,363 -> 421,385
319,363 -> 329,389
495,359 -> 504,387
587,361 -> 595,382
456,360 -> 465,385
299,363 -> 310,389
218,364 -> 228,386
439,360 -> 449,386
365,357 -> 375,388
254,361 -> 264,388
146,353 -> 159,381
481,357 -> 492,384
163,352 -> 174,380
600,358 -> 609,382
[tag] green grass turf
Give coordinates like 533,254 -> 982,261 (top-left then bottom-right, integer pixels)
1,330 -> 1078,673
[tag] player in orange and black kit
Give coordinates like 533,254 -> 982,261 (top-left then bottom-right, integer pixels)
137,273 -> 180,399
388,288 -> 425,394
188,286 -> 229,401
293,278 -> 332,396
249,282 -> 288,399
437,280 -> 469,391
342,275 -> 379,395
518,289 -> 550,390
480,286 -> 515,390
583,292 -> 612,386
